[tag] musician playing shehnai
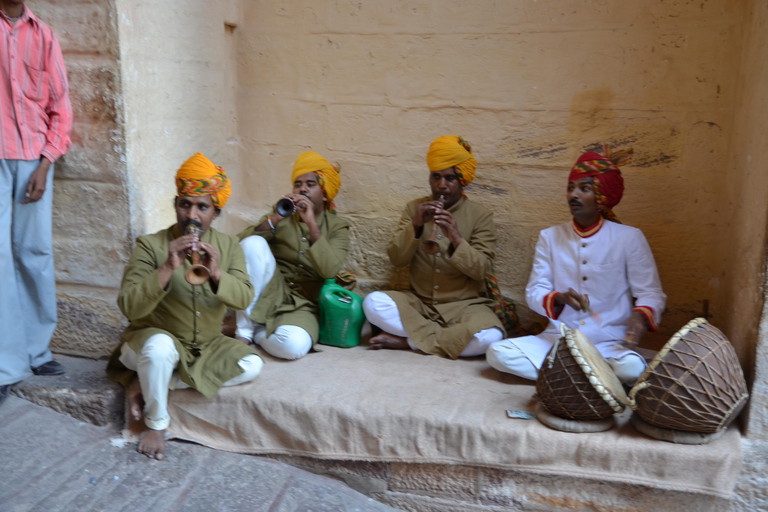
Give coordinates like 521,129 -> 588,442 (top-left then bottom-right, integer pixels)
363,136 -> 504,358
234,151 -> 350,360
107,153 -> 262,460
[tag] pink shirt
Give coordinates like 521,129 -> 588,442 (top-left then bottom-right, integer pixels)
0,5 -> 72,162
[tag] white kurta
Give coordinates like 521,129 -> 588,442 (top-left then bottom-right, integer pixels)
515,219 -> 666,366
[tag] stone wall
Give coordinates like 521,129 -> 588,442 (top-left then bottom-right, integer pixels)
229,0 -> 748,348
725,0 -> 768,441
27,0 -> 131,358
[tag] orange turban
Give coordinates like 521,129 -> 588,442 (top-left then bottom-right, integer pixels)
426,135 -> 476,186
175,153 -> 232,208
291,151 -> 341,211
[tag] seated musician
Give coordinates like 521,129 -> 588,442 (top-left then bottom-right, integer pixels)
363,135 -> 504,358
106,153 -> 263,460
487,146 -> 666,385
234,151 -> 350,360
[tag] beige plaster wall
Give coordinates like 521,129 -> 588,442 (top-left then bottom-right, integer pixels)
229,0 -> 745,345
723,0 -> 768,439
27,0 -> 132,357
115,0 -> 243,236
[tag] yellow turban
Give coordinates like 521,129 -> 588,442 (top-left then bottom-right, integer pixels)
175,153 -> 232,208
291,151 -> 341,211
426,135 -> 476,186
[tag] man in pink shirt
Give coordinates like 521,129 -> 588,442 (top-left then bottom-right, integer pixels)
0,0 -> 73,406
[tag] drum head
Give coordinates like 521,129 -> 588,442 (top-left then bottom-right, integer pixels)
568,328 -> 629,408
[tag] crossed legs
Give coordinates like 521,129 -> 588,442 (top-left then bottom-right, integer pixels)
119,334 -> 263,459
362,291 -> 503,357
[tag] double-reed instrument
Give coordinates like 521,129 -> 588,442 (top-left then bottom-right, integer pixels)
275,197 -> 296,217
184,225 -> 210,286
421,195 -> 444,255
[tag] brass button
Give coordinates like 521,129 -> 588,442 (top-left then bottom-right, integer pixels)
437,234 -> 443,240
580,321 -> 585,325
195,311 -> 201,317
433,300 -> 439,305
434,285 -> 439,290
193,342 -> 198,346
582,243 -> 587,248
301,237 -> 307,242
435,268 -> 441,274
582,276 -> 588,281
195,292 -> 200,297
195,329 -> 200,334
298,264 -> 304,268
582,260 -> 587,264
436,252 -> 441,257
299,251 -> 304,256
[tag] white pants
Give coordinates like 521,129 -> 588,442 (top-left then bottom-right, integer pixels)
119,334 -> 263,431
487,337 -> 647,386
362,291 -> 504,357
235,236 -> 313,360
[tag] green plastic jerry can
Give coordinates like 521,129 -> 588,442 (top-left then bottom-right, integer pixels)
318,279 -> 364,348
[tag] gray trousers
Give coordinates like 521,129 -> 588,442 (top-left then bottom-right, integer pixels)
0,159 -> 56,385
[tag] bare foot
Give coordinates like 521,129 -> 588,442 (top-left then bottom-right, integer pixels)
235,335 -> 252,346
126,376 -> 144,422
138,428 -> 166,460
369,332 -> 410,350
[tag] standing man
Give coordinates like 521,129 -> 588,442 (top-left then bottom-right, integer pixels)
363,136 -> 504,359
235,151 -> 350,360
107,154 -> 263,460
0,0 -> 73,405
487,146 -> 666,385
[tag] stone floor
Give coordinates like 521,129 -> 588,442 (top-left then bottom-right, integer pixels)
0,395 -> 399,512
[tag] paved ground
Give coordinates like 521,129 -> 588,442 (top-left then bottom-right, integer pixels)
0,396 -> 399,512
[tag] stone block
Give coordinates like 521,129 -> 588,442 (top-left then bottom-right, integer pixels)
266,455 -> 390,496
31,2 -> 115,55
52,292 -> 126,358
10,354 -> 123,427
66,61 -> 121,126
389,462 -> 478,498
478,467 -> 726,512
54,237 -> 129,288
244,0 -> 736,37
344,214 -> 400,278
373,491 -> 505,512
54,128 -> 127,184
52,180 -> 131,241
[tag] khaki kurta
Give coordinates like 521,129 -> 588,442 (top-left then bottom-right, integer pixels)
385,196 -> 503,359
237,210 -> 350,344
106,226 -> 258,399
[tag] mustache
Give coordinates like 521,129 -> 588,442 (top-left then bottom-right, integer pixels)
182,219 -> 203,229
569,199 -> 582,207
300,192 -> 311,199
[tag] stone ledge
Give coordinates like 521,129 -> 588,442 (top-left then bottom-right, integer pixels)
14,351 -> 752,512
10,354 -> 123,427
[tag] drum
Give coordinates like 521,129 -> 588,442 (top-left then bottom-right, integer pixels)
536,325 -> 627,431
628,318 -> 749,435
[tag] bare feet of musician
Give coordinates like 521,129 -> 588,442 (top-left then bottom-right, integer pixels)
126,375 -> 143,422
138,429 -> 166,460
127,376 -> 166,460
369,332 -> 410,350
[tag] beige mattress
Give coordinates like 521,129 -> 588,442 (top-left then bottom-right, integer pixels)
152,345 -> 741,498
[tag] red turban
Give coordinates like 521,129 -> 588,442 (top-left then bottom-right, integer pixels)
568,144 -> 633,223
